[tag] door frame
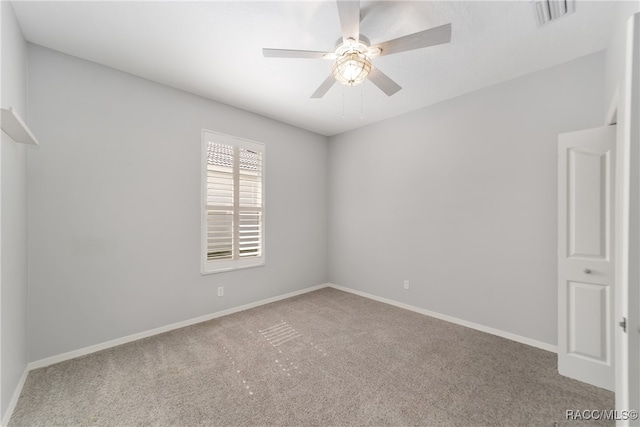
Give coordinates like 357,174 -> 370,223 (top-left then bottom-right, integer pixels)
612,12 -> 639,425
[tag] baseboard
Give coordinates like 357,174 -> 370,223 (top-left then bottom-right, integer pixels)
29,283 -> 329,370
327,283 -> 558,353
27,281 -> 555,372
1,367 -> 29,427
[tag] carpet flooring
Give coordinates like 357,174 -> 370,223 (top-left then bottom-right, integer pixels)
10,287 -> 614,426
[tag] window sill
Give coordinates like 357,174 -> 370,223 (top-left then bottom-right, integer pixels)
201,261 -> 265,275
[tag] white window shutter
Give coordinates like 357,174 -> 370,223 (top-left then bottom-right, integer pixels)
206,143 -> 235,260
238,148 -> 262,258
202,132 -> 265,273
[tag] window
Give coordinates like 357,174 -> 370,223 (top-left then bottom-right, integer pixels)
201,131 -> 264,274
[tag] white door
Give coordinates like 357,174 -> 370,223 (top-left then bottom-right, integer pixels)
558,125 -> 616,391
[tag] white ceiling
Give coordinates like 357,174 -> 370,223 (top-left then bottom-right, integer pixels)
12,1 -> 621,136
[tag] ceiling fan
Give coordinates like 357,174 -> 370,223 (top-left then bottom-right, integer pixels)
262,0 -> 452,98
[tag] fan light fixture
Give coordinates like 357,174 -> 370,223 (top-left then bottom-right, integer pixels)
332,38 -> 372,87
333,52 -> 372,86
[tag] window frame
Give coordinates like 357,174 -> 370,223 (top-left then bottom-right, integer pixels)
201,130 -> 265,275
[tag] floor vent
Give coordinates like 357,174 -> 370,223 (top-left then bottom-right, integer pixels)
259,322 -> 301,347
532,0 -> 574,27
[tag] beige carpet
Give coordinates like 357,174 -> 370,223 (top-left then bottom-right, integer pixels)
10,288 -> 613,426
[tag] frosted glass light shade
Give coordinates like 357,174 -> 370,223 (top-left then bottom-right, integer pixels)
332,52 -> 372,87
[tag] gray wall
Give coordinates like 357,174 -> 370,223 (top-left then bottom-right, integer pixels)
27,45 -> 328,362
328,52 -> 605,347
19,8 -> 628,367
1,1 -> 29,421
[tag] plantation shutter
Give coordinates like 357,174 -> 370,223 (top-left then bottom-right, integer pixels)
238,148 -> 263,257
204,133 -> 264,272
206,143 -> 235,260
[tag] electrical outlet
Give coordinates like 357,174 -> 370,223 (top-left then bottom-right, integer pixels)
403,280 -> 409,290
217,286 -> 224,297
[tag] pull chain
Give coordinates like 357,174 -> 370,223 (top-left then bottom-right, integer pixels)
342,86 -> 345,119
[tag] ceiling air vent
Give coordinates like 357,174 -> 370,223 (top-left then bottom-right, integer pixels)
532,0 -> 575,27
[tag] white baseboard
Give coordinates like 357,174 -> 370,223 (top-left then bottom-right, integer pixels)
24,281 -> 555,395
10,281 -> 555,424
29,281 -> 556,371
1,367 -> 29,427
327,283 -> 558,353
29,283 -> 329,370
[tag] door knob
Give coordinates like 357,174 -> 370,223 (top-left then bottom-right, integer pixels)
584,268 -> 591,274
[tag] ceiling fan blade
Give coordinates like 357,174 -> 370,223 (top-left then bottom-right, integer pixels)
337,0 -> 360,42
368,68 -> 401,96
262,48 -> 335,59
311,75 -> 337,98
372,23 -> 451,57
